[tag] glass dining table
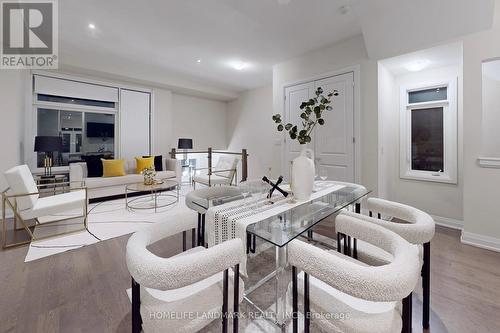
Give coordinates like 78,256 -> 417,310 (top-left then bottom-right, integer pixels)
194,181 -> 371,331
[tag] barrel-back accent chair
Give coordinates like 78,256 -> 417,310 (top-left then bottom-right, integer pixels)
341,197 -> 434,331
363,198 -> 435,330
126,221 -> 245,333
288,214 -> 420,333
192,155 -> 239,189
2,164 -> 88,248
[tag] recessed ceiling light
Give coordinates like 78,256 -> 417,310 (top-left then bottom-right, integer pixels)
196,59 -> 201,63
405,59 -> 431,72
230,61 -> 247,71
88,23 -> 96,30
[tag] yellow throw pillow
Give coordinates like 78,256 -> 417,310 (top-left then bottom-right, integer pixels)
135,156 -> 154,174
101,159 -> 126,177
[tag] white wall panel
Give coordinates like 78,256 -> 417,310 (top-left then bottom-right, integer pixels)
120,89 -> 151,159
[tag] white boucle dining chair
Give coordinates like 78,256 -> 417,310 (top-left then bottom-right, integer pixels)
126,220 -> 245,333
185,185 -> 242,247
288,214 -> 420,333
342,198 -> 435,330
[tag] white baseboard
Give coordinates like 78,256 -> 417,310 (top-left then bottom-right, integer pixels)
461,231 -> 500,253
431,215 -> 463,230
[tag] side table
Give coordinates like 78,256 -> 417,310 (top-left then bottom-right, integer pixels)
34,174 -> 68,196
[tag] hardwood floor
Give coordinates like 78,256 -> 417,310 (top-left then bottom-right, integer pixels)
1,225 -> 499,333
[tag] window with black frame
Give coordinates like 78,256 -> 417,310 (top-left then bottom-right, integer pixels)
400,81 -> 457,184
407,87 -> 446,173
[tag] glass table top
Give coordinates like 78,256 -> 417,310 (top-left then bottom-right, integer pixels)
246,184 -> 370,247
126,179 -> 178,192
191,190 -> 245,211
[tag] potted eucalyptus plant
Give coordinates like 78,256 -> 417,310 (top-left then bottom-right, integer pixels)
272,86 -> 338,200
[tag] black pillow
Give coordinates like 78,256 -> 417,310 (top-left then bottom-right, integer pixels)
142,155 -> 163,171
82,155 -> 104,177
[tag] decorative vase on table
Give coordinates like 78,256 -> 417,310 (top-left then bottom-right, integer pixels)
272,86 -> 339,201
292,148 -> 315,200
142,167 -> 156,185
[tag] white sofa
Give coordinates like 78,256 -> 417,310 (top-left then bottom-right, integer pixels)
70,157 -> 181,200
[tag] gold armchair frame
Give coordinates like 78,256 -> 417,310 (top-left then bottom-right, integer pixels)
2,181 -> 88,249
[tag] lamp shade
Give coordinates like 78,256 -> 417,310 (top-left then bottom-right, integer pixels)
177,138 -> 193,149
34,136 -> 62,152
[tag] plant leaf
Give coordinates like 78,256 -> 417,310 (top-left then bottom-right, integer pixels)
277,124 -> 284,131
318,118 -> 325,125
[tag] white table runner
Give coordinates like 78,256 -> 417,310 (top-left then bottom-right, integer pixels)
206,181 -> 346,249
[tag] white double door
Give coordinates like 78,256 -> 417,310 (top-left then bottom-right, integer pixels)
284,72 -> 355,182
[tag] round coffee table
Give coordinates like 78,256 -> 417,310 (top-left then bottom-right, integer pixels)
125,179 -> 179,212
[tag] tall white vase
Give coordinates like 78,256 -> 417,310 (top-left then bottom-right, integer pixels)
292,147 -> 315,201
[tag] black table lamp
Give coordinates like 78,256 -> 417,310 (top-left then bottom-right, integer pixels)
34,136 -> 62,177
177,138 -> 193,162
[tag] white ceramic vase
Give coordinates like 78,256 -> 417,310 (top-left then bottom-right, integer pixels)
292,147 -> 315,201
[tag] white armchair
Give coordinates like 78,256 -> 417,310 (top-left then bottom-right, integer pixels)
126,220 -> 245,333
192,155 -> 239,188
288,214 -> 420,333
2,165 -> 88,248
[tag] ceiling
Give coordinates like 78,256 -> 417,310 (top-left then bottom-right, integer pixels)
380,42 -> 463,76
58,0 -> 495,98
59,0 -> 360,96
352,0 -> 495,59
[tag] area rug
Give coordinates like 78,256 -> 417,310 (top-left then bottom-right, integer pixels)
24,189 -> 194,262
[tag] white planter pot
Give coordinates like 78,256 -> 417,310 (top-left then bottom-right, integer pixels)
292,147 -> 315,201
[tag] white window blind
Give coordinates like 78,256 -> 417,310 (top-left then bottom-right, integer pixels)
34,75 -> 119,102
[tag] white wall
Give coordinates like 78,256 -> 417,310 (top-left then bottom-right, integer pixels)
171,93 -> 228,150
226,85 -> 274,179
377,63 -> 398,199
273,35 -> 379,193
0,71 -> 27,192
460,0 -> 500,247
152,88 -> 173,157
378,64 -> 464,221
481,74 -> 500,156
